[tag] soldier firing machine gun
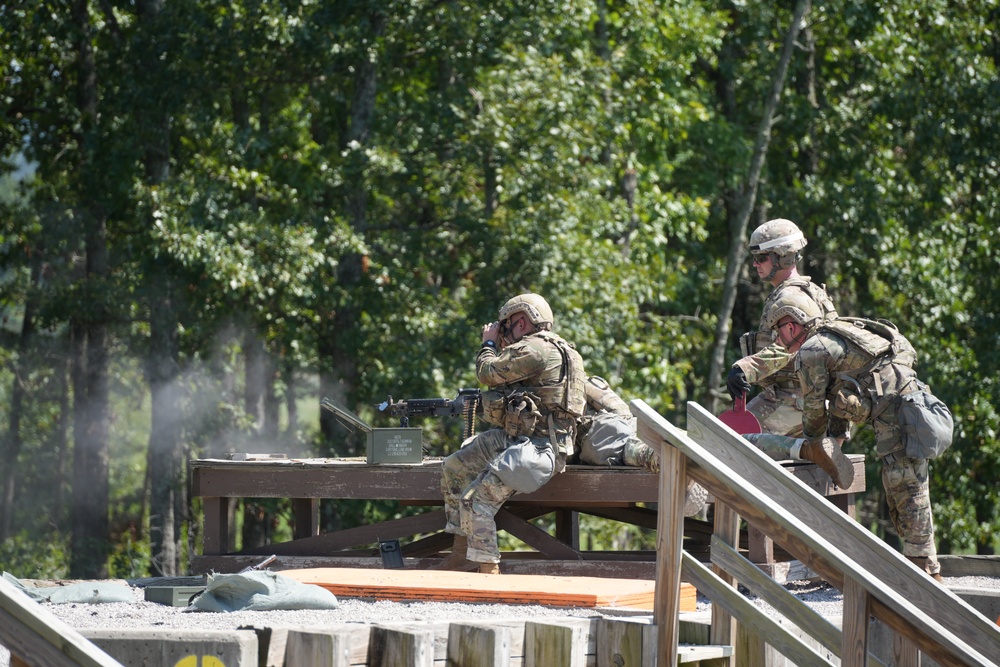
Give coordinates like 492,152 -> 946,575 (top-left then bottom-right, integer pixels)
376,388 -> 482,439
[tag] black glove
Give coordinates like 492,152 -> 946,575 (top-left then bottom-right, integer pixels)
726,367 -> 751,400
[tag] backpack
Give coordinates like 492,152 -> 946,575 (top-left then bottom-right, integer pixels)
820,317 -> 918,369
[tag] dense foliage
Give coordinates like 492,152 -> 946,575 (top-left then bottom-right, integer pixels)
1,0 -> 997,578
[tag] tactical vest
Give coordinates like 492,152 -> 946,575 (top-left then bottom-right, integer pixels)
521,331 -> 587,418
819,317 -> 918,422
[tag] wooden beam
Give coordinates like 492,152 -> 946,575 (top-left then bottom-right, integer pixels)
0,577 -> 124,667
242,510 -> 445,556
494,510 -> 583,560
710,536 -> 889,667
631,398 -> 998,667
190,459 -> 660,504
681,552 -> 836,666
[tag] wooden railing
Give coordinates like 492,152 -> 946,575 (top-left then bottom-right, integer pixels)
632,398 -> 1000,667
0,577 -> 123,667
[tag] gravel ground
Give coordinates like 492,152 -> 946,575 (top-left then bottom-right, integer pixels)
3,573 -> 997,667
37,584 -> 611,631
16,574 -> 999,631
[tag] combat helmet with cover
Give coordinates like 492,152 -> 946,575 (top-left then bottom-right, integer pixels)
495,293 -> 587,420
750,218 -> 807,280
761,288 -> 825,335
498,293 -> 554,332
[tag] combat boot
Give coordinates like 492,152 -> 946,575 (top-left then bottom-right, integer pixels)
432,535 -> 478,572
908,557 -> 944,583
799,438 -> 854,489
479,562 -> 500,575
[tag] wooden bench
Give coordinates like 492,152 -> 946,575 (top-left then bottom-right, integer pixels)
189,455 -> 864,579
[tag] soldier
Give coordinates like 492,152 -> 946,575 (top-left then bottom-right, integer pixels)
727,218 -> 838,435
577,377 -> 708,517
763,298 -> 953,581
436,293 -> 587,574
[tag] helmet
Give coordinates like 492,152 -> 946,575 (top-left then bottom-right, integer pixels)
749,219 -> 807,273
761,289 -> 824,334
498,293 -> 554,331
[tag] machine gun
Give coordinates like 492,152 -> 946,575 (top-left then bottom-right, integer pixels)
376,388 -> 482,439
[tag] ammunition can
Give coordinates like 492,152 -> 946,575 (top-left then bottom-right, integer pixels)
367,428 -> 423,464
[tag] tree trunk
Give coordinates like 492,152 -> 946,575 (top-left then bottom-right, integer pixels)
137,0 -> 181,576
147,268 -> 182,576
0,261 -> 40,541
319,9 -> 386,449
284,357 -> 298,439
68,0 -> 111,579
704,0 -> 812,414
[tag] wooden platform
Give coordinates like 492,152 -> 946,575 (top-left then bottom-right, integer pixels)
279,567 -> 696,611
190,456 -> 864,580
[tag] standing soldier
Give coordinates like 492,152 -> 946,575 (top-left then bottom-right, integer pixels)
727,218 -> 838,435
435,293 -> 586,574
755,299 -> 953,581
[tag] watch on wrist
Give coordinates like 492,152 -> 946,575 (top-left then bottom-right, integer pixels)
482,339 -> 497,349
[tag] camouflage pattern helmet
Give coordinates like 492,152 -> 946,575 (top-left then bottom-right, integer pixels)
761,288 -> 824,334
498,293 -> 554,331
749,218 -> 807,271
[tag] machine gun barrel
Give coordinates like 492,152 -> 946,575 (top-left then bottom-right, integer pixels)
376,388 -> 482,437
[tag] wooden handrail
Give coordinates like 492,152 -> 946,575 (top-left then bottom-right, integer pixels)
0,577 -> 124,667
631,398 -> 1000,667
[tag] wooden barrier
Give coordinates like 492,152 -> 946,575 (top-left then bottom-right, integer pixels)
632,398 -> 1000,667
279,617 -> 730,667
0,576 -> 124,667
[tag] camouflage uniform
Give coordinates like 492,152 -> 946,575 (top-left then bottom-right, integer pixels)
795,319 -> 940,574
575,377 -> 708,516
575,376 -> 652,469
734,276 -> 837,436
441,330 -> 585,564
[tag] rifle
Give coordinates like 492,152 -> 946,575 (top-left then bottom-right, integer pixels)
376,388 -> 482,439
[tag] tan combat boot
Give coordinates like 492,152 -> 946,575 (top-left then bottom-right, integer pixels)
908,556 -> 944,583
479,562 -> 500,575
799,438 -> 855,489
432,535 -> 478,572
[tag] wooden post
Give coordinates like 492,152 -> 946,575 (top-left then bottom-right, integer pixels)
291,498 -> 319,540
596,618 -> 655,667
554,508 -> 580,549
284,628 -> 353,667
841,576 -> 870,667
524,620 -> 587,667
643,423 -> 687,667
892,631 -> 921,667
369,626 -> 434,667
712,501 -> 739,666
201,496 -> 229,555
447,623 -> 511,667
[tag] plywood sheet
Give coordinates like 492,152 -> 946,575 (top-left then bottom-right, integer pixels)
280,567 -> 695,611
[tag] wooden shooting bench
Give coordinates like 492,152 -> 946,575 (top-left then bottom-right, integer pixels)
189,454 -> 865,580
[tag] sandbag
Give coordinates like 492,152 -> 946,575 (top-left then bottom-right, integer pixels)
2,572 -> 134,604
189,570 -> 338,612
